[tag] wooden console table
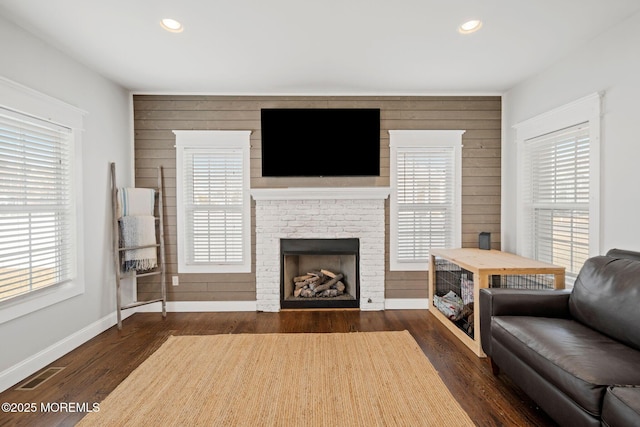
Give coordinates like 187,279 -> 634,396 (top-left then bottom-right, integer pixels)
428,248 -> 565,357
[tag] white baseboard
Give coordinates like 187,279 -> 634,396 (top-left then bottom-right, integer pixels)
0,309 -> 135,393
384,298 -> 429,310
134,300 -> 257,312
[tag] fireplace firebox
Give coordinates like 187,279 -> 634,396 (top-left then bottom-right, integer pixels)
280,238 -> 360,309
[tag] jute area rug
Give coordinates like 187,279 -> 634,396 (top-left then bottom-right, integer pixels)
78,330 -> 474,426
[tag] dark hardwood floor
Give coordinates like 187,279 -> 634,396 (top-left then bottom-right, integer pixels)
0,310 -> 556,426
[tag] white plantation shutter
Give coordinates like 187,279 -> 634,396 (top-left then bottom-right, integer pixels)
175,131 -> 251,273
396,148 -> 455,262
0,107 -> 73,302
390,130 -> 463,271
523,123 -> 591,276
185,149 -> 244,264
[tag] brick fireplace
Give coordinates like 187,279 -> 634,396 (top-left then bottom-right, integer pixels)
251,187 -> 390,312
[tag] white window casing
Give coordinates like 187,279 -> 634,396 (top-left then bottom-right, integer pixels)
174,130 -> 252,274
0,76 -> 86,324
389,130 -> 463,271
514,93 -> 601,280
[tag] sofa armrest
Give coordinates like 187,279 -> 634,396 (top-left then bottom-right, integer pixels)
479,288 -> 572,356
480,288 -> 572,317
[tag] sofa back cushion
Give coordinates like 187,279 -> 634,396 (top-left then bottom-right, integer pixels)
606,248 -> 640,262
569,254 -> 640,351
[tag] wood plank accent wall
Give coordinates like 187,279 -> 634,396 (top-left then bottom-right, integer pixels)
133,95 -> 501,302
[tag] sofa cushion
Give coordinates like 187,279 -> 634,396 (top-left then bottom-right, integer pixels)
606,248 -> 640,262
602,386 -> 640,427
569,255 -> 640,351
492,316 -> 640,417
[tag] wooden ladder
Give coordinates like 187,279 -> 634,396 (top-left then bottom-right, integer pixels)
110,162 -> 167,330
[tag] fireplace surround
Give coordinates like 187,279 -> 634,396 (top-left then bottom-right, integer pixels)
251,187 -> 390,312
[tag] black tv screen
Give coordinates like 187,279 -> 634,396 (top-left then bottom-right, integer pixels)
261,108 -> 380,177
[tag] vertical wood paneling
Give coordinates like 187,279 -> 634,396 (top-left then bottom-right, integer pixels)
133,95 -> 501,302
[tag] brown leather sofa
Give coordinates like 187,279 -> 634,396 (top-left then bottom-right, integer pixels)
480,249 -> 640,426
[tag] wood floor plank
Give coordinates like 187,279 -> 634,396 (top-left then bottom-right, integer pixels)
0,310 -> 556,426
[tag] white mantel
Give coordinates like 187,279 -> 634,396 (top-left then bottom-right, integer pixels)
251,187 -> 390,312
250,187 -> 390,201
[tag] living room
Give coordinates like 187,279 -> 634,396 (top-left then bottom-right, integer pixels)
1,1 -> 640,425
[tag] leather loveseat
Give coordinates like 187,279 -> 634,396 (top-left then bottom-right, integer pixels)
480,249 -> 640,426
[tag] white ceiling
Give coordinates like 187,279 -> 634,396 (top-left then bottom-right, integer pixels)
2,0 -> 640,95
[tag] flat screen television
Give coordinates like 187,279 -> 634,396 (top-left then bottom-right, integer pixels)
260,108 -> 380,177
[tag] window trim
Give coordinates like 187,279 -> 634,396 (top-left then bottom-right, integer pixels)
174,130 -> 252,274
0,76 -> 86,325
514,93 -> 601,279
389,130 -> 463,271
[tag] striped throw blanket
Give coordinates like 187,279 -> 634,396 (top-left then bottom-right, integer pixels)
118,188 -> 155,217
120,215 -> 157,272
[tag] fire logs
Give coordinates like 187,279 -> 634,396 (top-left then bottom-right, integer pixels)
293,270 -> 346,298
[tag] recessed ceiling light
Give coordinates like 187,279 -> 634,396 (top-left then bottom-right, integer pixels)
458,19 -> 483,34
160,18 -> 183,33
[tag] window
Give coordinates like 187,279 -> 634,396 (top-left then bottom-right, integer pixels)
515,93 -> 600,280
174,130 -> 251,273
0,77 -> 85,323
0,108 -> 73,302
389,130 -> 463,271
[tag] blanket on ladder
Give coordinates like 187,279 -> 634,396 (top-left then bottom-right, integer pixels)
120,215 -> 157,272
118,188 -> 155,217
